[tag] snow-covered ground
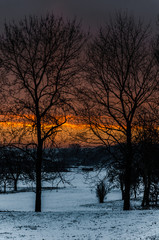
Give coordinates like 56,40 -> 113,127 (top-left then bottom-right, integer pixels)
0,170 -> 159,240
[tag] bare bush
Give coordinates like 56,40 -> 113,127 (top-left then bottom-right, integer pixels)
96,180 -> 108,203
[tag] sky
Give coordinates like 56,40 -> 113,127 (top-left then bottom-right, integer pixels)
0,0 -> 159,147
0,0 -> 159,31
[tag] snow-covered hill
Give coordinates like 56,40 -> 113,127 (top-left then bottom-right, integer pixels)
0,171 -> 158,239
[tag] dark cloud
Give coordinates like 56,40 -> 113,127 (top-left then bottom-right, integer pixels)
0,0 -> 159,31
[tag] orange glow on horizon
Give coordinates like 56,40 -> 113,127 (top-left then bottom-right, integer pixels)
0,114 -> 140,147
0,116 -> 90,147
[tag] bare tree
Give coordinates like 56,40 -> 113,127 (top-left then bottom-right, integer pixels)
2,148 -> 29,192
135,110 -> 159,207
80,13 -> 158,210
0,14 -> 85,212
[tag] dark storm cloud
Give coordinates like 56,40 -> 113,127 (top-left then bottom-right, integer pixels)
0,0 -> 159,30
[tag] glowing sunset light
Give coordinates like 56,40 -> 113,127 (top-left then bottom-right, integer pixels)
0,114 -> 135,147
0,115 -> 91,146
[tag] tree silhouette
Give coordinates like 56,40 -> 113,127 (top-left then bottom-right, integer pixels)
80,13 -> 158,210
0,14 -> 85,212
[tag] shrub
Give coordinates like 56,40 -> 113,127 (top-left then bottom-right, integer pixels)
96,180 -> 108,203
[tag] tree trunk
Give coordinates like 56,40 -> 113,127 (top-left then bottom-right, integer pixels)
145,175 -> 151,207
14,179 -> 18,191
35,112 -> 43,212
35,142 -> 42,212
133,186 -> 137,199
120,177 -> 125,200
142,177 -> 150,208
4,182 -> 6,193
142,176 -> 147,207
134,189 -> 137,199
124,165 -> 131,210
142,189 -> 146,207
124,123 -> 132,210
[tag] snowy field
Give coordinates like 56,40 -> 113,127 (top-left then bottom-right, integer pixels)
0,170 -> 159,240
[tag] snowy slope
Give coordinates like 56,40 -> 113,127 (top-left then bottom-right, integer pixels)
0,171 -> 158,239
